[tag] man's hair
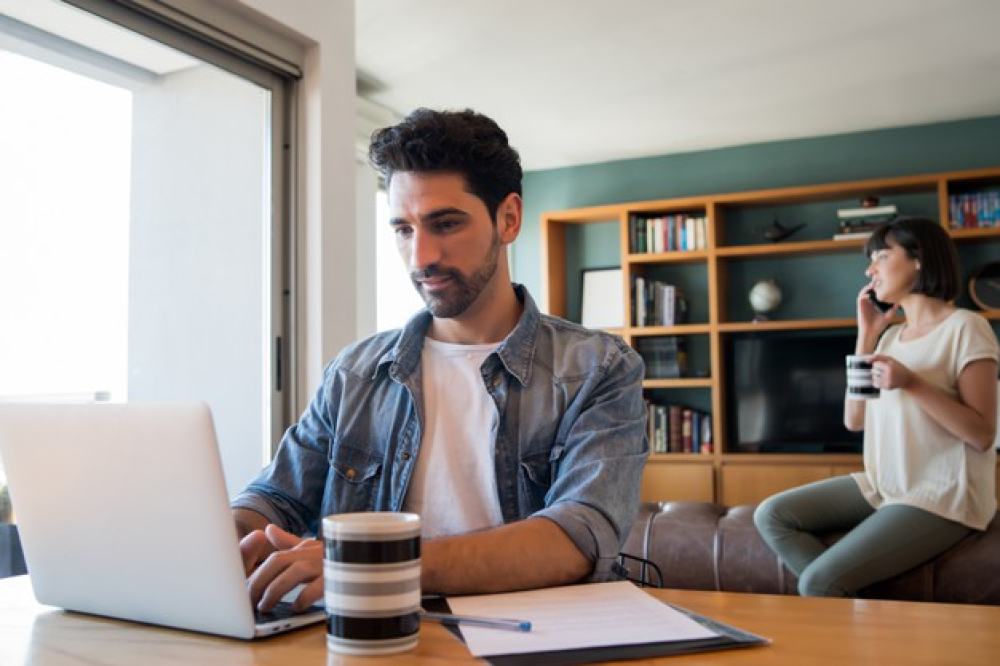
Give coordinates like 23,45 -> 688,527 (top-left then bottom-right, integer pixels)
865,216 -> 961,301
368,108 -> 523,220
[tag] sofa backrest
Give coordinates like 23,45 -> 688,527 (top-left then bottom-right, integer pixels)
622,502 -> 1000,605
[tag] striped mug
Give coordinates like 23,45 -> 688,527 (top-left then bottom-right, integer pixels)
322,512 -> 421,655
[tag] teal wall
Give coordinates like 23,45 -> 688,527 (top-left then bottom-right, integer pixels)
516,115 -> 1000,304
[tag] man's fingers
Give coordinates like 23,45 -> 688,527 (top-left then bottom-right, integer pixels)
238,529 -> 273,575
263,523 -> 321,551
250,549 -> 324,612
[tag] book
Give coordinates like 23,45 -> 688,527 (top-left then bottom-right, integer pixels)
837,204 -> 897,219
832,230 -> 876,241
700,413 -> 712,453
668,404 -> 683,453
681,408 -> 693,453
635,336 -> 686,378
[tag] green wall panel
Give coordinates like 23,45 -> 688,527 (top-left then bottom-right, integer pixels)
517,115 -> 1000,308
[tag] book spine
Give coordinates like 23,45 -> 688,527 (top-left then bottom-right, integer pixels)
668,405 -> 683,453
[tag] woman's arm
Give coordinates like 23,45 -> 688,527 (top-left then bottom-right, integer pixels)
875,356 -> 998,451
845,283 -> 898,431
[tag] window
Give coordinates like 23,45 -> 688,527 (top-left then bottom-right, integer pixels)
375,188 -> 424,331
0,0 -> 296,496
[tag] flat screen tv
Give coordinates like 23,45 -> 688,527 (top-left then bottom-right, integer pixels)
726,332 -> 863,454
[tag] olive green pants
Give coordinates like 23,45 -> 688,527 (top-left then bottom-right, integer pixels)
753,475 -> 972,597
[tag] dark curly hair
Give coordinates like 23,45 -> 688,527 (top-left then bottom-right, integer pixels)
368,108 -> 523,221
864,216 -> 961,301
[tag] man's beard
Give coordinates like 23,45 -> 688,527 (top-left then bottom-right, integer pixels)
410,232 -> 500,318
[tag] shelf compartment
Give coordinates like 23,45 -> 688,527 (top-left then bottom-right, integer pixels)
719,252 -> 868,323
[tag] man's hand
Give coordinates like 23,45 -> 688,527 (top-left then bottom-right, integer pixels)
242,524 -> 324,612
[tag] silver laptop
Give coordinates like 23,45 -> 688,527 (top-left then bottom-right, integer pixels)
0,401 -> 325,639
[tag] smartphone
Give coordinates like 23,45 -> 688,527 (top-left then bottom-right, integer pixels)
867,289 -> 894,313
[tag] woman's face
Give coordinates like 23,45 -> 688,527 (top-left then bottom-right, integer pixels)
865,238 -> 920,302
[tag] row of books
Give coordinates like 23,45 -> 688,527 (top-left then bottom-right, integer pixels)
634,336 -> 687,379
629,214 -> 708,254
646,402 -> 712,454
949,191 -> 1000,229
632,278 -> 689,327
832,204 -> 897,240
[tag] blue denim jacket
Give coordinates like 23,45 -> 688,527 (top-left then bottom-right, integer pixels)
232,286 -> 649,580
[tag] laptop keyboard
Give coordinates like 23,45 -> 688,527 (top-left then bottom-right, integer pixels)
255,601 -> 323,625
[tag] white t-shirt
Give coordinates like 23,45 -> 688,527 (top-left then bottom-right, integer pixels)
853,309 -> 999,530
402,338 -> 504,538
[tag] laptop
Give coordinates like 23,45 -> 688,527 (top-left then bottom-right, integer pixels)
0,401 -> 325,639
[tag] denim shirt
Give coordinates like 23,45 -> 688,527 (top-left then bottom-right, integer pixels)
232,285 -> 649,581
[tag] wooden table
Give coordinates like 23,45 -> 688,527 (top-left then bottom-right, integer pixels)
2,574 -> 999,665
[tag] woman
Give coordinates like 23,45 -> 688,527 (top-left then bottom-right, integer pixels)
753,216 -> 998,597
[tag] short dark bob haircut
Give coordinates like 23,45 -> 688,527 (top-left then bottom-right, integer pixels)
864,216 -> 961,302
368,108 -> 522,221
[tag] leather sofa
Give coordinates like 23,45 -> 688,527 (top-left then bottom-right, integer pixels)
621,501 -> 1000,605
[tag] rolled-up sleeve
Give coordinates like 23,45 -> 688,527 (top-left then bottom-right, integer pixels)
534,339 -> 649,581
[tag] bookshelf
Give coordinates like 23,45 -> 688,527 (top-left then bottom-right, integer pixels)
541,167 -> 1000,505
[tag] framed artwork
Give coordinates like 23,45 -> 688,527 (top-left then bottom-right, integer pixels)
580,267 -> 624,329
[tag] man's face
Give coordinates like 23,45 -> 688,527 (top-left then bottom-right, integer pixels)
387,172 -> 503,319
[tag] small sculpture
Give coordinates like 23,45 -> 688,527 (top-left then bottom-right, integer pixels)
757,218 -> 805,243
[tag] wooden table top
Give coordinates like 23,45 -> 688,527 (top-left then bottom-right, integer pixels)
2,574 -> 999,665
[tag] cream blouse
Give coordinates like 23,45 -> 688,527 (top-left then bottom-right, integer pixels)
852,309 -> 999,530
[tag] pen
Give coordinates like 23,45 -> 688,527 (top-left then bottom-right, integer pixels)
420,610 -> 532,632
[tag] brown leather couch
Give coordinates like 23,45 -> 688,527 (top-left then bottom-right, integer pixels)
621,501 -> 1000,605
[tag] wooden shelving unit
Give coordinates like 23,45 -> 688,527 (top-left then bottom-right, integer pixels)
541,167 -> 1000,505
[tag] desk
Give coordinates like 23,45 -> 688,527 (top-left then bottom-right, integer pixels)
2,574 -> 999,665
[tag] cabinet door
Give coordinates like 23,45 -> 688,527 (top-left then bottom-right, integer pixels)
719,463 -> 863,506
640,461 -> 714,502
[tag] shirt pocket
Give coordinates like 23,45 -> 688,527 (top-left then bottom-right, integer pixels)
327,441 -> 383,512
519,443 -> 564,507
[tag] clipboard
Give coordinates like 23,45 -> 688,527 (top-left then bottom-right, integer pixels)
424,588 -> 769,666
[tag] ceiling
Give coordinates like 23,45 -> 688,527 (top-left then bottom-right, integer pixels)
356,0 -> 1000,171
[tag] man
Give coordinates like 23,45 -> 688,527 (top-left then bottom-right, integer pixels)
232,108 -> 648,613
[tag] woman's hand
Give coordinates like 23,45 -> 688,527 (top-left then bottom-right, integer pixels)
855,283 -> 897,350
869,354 -> 912,391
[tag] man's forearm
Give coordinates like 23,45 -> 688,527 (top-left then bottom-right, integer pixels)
233,507 -> 270,539
420,517 -> 592,595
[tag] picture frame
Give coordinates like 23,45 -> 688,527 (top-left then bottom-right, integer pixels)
580,267 -> 624,329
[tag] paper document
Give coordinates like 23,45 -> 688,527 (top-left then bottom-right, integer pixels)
448,581 -> 718,657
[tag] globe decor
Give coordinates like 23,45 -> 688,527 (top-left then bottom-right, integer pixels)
749,279 -> 782,322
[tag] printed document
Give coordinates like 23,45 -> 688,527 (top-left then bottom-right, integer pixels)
448,581 -> 718,657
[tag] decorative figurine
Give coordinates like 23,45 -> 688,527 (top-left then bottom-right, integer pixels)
757,218 -> 806,242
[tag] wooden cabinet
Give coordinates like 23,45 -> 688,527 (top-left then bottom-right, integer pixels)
542,167 -> 1000,505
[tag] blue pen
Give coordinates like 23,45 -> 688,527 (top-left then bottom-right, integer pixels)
420,610 -> 532,632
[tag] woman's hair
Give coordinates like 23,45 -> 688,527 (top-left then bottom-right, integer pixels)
864,216 -> 961,301
368,108 -> 522,221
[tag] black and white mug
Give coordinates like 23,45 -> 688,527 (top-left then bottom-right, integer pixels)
322,512 -> 421,655
846,354 -> 880,400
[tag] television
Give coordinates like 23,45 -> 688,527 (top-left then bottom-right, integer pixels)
726,332 -> 863,454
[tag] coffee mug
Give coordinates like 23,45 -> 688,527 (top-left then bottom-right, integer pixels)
846,354 -> 880,400
322,512 -> 422,655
